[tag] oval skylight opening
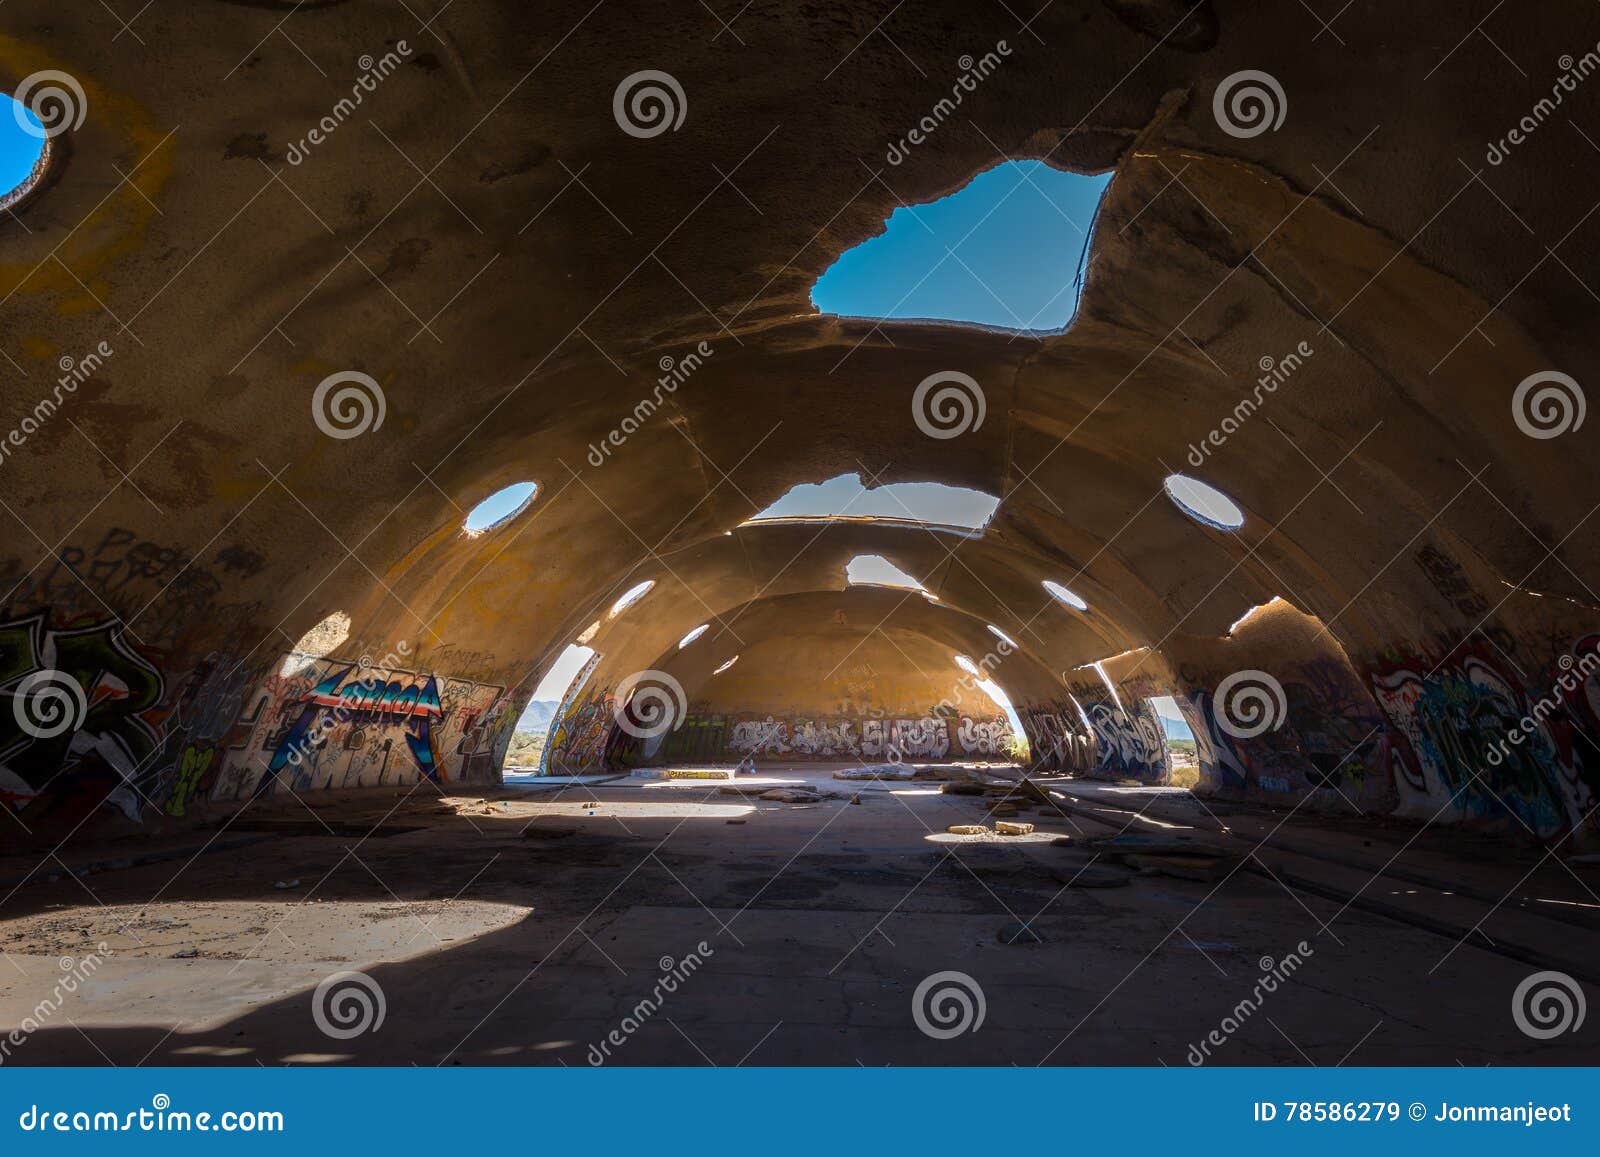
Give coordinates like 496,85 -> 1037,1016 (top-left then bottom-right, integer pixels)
464,481 -> 537,534
609,579 -> 656,617
1043,580 -> 1088,611
712,655 -> 739,675
678,624 -> 709,649
987,624 -> 1017,648
954,654 -> 982,677
281,610 -> 351,676
1,97 -> 49,212
1164,473 -> 1245,529
811,160 -> 1112,333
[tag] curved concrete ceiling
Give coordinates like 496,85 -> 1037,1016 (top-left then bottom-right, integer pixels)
3,1 -> 1597,843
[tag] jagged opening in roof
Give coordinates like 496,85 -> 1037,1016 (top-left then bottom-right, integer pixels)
1,96 -> 50,213
810,160 -> 1112,332
745,473 -> 1000,531
1228,595 -> 1287,634
846,554 -> 932,596
463,481 -> 538,534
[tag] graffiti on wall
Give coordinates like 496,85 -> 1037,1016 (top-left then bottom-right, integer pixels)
1368,640 -> 1595,837
0,611 -> 168,821
1084,700 -> 1170,783
210,656 -> 510,801
547,709 -> 1012,768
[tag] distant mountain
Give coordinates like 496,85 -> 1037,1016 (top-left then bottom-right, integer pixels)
516,700 -> 560,733
1157,712 -> 1194,742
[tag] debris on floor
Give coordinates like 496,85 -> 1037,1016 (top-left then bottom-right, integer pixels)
833,763 -> 915,780
759,788 -> 827,803
995,820 -> 1035,836
940,782 -> 986,796
948,824 -> 990,835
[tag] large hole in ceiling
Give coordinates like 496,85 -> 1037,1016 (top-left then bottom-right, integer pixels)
846,554 -> 932,595
745,472 -> 1000,530
810,159 -> 1111,331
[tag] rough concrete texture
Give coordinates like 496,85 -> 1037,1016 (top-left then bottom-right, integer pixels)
2,769 -> 1595,1065
1,2 -> 1598,865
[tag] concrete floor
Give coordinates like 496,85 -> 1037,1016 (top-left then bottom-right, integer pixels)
1,766 -> 1594,1066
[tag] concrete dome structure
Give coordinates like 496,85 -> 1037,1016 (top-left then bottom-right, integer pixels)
0,1 -> 1597,1068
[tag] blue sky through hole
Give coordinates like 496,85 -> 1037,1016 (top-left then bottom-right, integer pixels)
463,481 -> 537,532
749,473 -> 999,529
811,160 -> 1111,331
2,99 -> 46,196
